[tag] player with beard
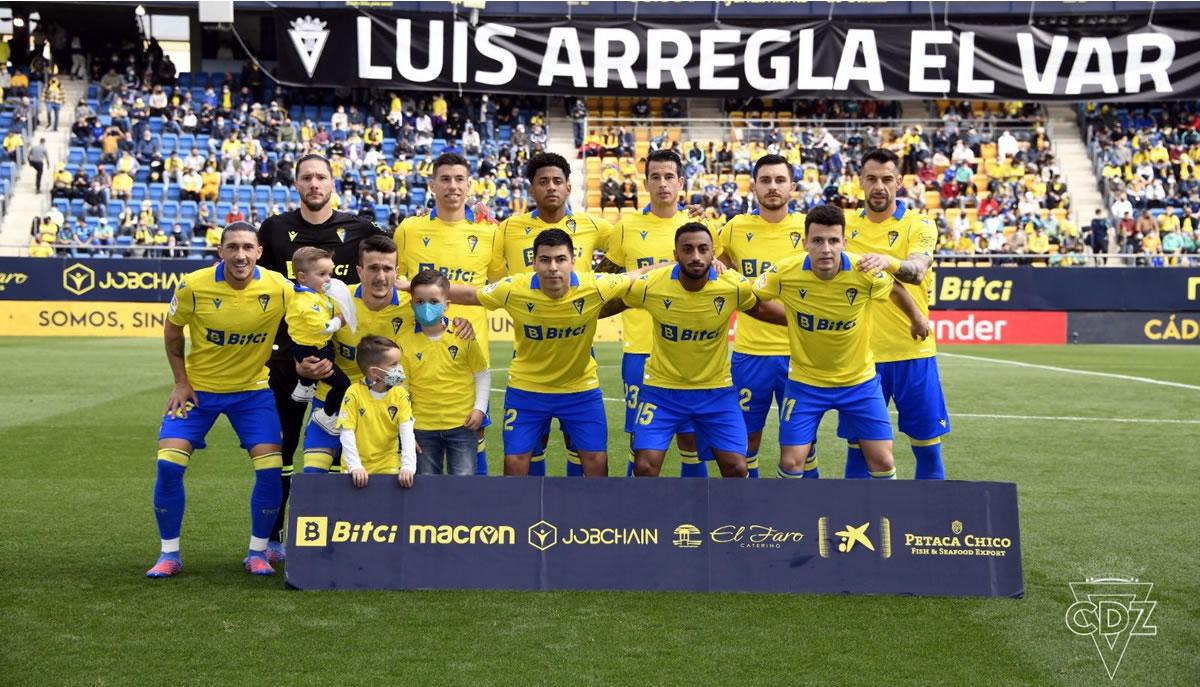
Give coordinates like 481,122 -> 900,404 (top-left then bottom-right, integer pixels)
713,154 -> 813,478
841,148 -> 948,481
255,153 -> 388,562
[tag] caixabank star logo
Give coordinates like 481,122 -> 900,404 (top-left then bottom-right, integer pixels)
817,516 -> 892,558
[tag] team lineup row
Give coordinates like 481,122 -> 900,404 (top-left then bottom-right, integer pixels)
145,146 -> 950,578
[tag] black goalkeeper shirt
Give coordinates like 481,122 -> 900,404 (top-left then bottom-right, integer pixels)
257,209 -> 390,359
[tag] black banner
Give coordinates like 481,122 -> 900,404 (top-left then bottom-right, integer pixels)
285,475 -> 1024,597
0,257 -> 211,303
275,10 -> 1200,101
931,267 -> 1200,312
1068,311 -> 1200,344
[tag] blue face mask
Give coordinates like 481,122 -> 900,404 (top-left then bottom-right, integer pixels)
414,302 -> 445,327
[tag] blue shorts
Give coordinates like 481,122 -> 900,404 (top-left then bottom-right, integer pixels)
631,385 -> 747,455
781,377 -> 892,447
503,387 -> 607,456
837,357 -> 950,441
731,352 -> 789,434
622,353 -> 693,435
158,388 -> 282,450
302,397 -> 341,454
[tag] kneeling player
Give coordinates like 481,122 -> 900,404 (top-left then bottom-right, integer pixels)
338,336 -> 418,488
147,222 -> 292,578
752,205 -> 929,480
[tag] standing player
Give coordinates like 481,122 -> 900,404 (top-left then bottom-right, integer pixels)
147,222 -> 292,578
598,149 -> 715,477
715,153 -> 811,478
614,222 -> 785,478
752,205 -> 929,480
396,152 -> 505,475
843,148 -> 948,479
422,229 -> 652,476
300,236 -> 477,473
257,153 -> 388,560
498,152 -> 613,476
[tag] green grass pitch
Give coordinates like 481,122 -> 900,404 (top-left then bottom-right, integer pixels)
2,338 -> 1197,685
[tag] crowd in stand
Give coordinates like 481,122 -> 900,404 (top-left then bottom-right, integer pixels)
1083,100 -> 1200,265
30,36 -> 550,258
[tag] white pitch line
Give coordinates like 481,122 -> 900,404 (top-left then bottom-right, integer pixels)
939,352 -> 1200,392
487,388 -> 1199,425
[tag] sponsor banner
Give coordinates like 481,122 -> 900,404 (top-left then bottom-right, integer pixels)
0,257 -> 211,303
1069,312 -> 1200,345
931,268 -> 1200,312
0,301 -> 170,337
488,308 -> 623,343
286,475 -> 1023,597
275,10 -> 1200,101
929,310 -> 1066,344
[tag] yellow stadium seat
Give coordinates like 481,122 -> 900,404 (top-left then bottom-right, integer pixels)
924,191 -> 941,209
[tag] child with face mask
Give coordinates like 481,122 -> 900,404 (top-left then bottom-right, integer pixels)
337,335 -> 418,488
399,269 -> 490,476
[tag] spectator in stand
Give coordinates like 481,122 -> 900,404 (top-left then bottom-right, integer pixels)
200,162 -> 221,201
44,77 -> 65,131
84,181 -> 108,217
50,163 -> 73,199
600,175 -> 620,209
27,138 -> 48,192
29,233 -> 55,258
94,218 -> 115,256
618,176 -> 639,208
134,129 -> 160,164
111,168 -> 134,201
1086,209 -> 1112,263
169,223 -> 190,258
225,202 -> 246,226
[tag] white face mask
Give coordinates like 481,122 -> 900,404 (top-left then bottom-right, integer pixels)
372,365 -> 406,388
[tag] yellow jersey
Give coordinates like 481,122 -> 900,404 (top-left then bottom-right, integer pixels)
396,208 -> 504,364
753,252 -> 894,388
623,266 -> 757,390
499,208 -> 613,275
605,207 -> 717,354
477,271 -> 631,393
718,210 -> 807,356
337,381 -> 414,474
845,202 -> 938,362
167,263 -> 292,393
397,321 -> 488,431
285,286 -> 338,347
316,285 -> 413,402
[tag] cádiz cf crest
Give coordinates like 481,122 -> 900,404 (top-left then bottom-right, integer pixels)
467,235 -> 479,252
845,288 -> 859,306
448,345 -> 459,359
790,232 -> 802,249
392,317 -> 404,334
573,298 -> 585,315
888,230 -> 900,246
258,295 -> 271,311
387,406 -> 398,421
336,228 -> 346,243
288,15 -> 330,78
713,296 -> 726,314
566,218 -> 577,233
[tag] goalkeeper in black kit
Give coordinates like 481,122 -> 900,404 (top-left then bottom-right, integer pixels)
255,153 -> 389,561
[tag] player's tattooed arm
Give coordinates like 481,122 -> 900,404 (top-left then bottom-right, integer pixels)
595,257 -> 624,274
857,252 -> 932,285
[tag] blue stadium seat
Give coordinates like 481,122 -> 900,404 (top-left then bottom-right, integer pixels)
180,201 -> 198,220
161,133 -> 178,153
68,149 -> 84,166
116,235 -> 134,249
70,198 -> 85,216
237,186 -> 252,206
167,182 -> 181,200
134,169 -> 150,184
177,73 -> 192,88
374,207 -> 389,224
86,149 -> 101,166
178,134 -> 195,152
216,201 -> 232,219
253,186 -> 269,207
131,184 -> 148,202
149,184 -> 166,203
161,201 -> 180,220
218,186 -> 234,204
53,198 -> 69,214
